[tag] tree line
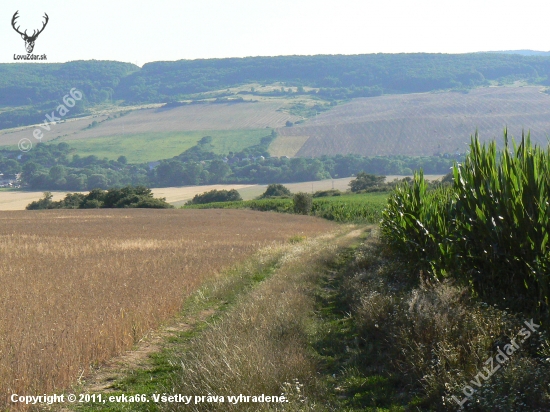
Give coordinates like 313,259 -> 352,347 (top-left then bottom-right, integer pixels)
6,140 -> 455,191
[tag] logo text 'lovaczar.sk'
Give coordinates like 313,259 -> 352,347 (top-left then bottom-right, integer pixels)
11,11 -> 49,61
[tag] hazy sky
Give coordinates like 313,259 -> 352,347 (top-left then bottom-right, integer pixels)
1,0 -> 549,66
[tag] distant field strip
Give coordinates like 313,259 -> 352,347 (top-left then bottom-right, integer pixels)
0,101 -> 300,160
0,209 -> 334,406
0,177 -> 442,211
268,134 -> 311,157
0,115 -> 109,146
64,102 -> 299,141
276,86 -> 550,156
0,185 -> 254,210
63,129 -> 272,163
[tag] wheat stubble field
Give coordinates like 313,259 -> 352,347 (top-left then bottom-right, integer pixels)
276,86 -> 550,156
0,209 -> 334,407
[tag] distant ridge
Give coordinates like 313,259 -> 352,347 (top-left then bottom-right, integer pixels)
483,50 -> 550,56
5,53 -> 550,130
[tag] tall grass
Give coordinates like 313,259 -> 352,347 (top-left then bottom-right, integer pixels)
382,130 -> 550,312
344,229 -> 550,410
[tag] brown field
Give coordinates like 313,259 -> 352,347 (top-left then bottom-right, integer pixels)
62,102 -> 300,142
0,209 -> 334,406
275,86 -> 550,156
0,101 -> 300,148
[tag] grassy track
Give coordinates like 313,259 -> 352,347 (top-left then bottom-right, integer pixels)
67,226 -> 364,411
61,129 -> 272,163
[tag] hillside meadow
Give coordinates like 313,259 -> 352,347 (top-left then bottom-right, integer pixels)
0,209 -> 334,408
62,129 -> 274,164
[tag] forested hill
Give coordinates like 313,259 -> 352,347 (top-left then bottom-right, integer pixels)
3,53 -> 550,108
0,61 -> 139,107
119,53 -> 550,102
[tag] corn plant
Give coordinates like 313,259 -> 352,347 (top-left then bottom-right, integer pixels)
453,130 -> 550,309
382,130 -> 550,312
381,170 -> 456,278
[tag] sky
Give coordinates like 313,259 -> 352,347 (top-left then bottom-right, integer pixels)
1,0 -> 549,66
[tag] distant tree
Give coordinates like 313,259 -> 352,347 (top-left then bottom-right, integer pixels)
26,192 -> 53,210
117,155 -> 128,165
293,192 -> 313,215
198,136 -> 213,145
349,172 -> 386,192
0,159 -> 21,176
88,174 -> 109,189
22,162 -> 39,180
208,160 -> 231,182
54,193 -> 86,209
65,174 -> 88,191
49,165 -> 67,182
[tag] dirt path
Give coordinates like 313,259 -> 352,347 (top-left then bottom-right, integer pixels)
78,308 -> 216,394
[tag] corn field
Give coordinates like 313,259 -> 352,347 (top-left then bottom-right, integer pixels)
382,130 -> 550,312
185,194 -> 388,224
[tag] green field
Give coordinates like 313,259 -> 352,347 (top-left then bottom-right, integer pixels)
184,193 -> 389,224
59,129 -> 272,163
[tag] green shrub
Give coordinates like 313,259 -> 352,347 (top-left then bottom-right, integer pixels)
25,186 -> 173,210
26,192 -> 53,210
187,189 -> 242,205
293,192 -> 313,215
81,199 -> 103,209
349,172 -> 386,192
312,189 -> 342,197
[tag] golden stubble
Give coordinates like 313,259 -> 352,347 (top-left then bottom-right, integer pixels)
0,209 -> 334,406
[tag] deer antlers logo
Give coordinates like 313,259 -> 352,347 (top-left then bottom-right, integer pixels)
11,11 -> 49,54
